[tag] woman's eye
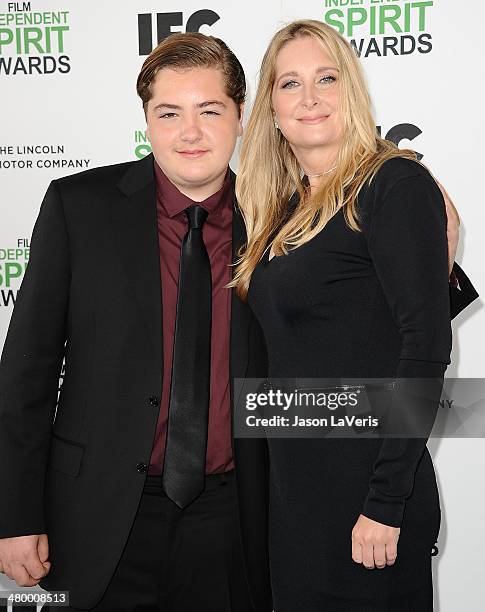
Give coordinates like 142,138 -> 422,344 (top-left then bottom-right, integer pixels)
281,76 -> 335,89
282,80 -> 298,89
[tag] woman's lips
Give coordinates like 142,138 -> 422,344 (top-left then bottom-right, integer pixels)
298,115 -> 330,124
177,150 -> 209,158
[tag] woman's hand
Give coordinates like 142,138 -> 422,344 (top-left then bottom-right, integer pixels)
351,514 -> 400,569
435,180 -> 460,276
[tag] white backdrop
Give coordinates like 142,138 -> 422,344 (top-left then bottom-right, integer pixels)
1,0 -> 483,610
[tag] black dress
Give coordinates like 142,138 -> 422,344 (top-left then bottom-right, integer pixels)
247,158 -> 452,611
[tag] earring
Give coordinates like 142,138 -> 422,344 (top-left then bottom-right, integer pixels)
274,119 -> 279,129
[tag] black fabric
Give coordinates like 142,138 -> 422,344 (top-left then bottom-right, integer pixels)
247,157 -> 453,610
449,261 -> 479,319
0,155 -> 271,611
162,205 -> 212,508
1,152 -> 475,612
42,472 -> 252,612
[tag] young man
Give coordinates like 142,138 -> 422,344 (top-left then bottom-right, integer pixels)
0,31 -> 477,612
0,34 -> 270,612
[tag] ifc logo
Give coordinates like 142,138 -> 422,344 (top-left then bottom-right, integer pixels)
138,10 -> 220,55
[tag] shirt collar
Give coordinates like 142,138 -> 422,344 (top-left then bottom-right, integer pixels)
154,158 -> 232,221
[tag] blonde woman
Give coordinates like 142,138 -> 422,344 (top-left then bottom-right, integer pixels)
232,20 -> 477,612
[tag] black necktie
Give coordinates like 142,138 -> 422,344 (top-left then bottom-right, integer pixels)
162,205 -> 212,508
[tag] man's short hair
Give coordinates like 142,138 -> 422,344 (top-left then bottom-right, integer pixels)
137,32 -> 246,116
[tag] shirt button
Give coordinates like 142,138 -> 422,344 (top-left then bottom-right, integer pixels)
136,462 -> 147,474
149,395 -> 159,407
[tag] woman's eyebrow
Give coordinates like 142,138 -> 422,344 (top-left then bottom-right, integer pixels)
276,66 -> 339,83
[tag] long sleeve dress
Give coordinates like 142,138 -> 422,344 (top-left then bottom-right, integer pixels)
247,157 -> 452,611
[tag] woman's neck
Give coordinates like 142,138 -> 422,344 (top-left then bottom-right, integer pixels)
292,144 -> 339,195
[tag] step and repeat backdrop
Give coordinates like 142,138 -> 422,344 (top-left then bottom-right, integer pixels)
1,0 -> 484,610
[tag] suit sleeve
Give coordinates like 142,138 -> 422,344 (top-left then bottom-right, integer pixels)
361,174 -> 452,528
0,180 -> 69,538
449,261 -> 479,320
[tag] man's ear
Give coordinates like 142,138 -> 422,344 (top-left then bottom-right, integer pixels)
237,102 -> 245,136
144,103 -> 151,141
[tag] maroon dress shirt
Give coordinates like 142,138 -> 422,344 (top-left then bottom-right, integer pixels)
148,160 -> 234,475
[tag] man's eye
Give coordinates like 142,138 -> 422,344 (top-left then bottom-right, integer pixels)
202,110 -> 220,116
159,113 -> 177,119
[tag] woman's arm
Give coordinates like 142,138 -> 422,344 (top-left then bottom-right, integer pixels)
361,172 -> 452,528
351,170 -> 452,569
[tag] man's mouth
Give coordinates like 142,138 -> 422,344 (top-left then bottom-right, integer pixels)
177,149 -> 209,158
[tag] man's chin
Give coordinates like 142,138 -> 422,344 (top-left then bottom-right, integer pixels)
176,170 -> 222,189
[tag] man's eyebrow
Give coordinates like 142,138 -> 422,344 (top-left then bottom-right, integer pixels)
198,100 -> 227,109
276,66 -> 339,82
153,103 -> 181,111
152,100 -> 227,112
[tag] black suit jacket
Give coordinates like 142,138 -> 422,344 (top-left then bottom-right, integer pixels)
0,153 -> 271,611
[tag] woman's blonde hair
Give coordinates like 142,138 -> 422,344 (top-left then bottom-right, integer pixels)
231,19 -> 420,300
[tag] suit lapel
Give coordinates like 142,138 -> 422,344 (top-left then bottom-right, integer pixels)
114,153 -> 163,364
113,159 -> 250,408
229,174 -> 252,406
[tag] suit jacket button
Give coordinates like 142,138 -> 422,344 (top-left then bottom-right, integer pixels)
136,462 -> 147,474
149,395 -> 159,407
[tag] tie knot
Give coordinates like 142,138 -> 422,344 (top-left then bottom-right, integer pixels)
185,205 -> 208,230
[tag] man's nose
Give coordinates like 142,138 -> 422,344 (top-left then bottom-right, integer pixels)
180,118 -> 203,142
